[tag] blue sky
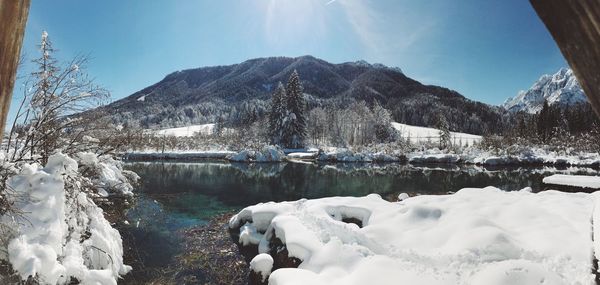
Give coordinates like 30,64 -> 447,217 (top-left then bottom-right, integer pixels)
16,0 -> 566,111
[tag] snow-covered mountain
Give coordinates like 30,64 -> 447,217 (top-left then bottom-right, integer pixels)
87,55 -> 504,134
502,68 -> 588,114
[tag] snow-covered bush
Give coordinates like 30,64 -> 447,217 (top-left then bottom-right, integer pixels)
75,152 -> 139,197
228,146 -> 285,162
317,148 -> 404,163
0,153 -> 133,284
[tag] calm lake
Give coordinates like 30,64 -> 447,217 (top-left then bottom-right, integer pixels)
121,161 -> 600,276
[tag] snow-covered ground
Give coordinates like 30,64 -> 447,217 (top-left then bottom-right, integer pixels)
150,122 -> 482,148
130,122 -> 600,168
230,187 -> 598,285
318,148 -> 402,163
543,174 -> 600,189
392,122 -> 482,147
125,150 -> 236,160
1,153 -> 132,284
408,147 -> 600,167
126,147 -> 286,163
152,123 -> 216,137
124,146 -> 600,168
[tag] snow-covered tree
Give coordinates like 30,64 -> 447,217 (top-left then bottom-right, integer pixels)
436,114 -> 451,149
307,107 -> 327,145
268,83 -> 286,145
372,101 -> 394,143
213,115 -> 224,137
7,31 -> 109,163
282,70 -> 306,149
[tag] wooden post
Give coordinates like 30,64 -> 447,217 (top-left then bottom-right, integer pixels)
530,0 -> 600,118
0,0 -> 30,142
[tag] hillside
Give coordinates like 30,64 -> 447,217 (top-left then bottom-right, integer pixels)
93,56 -> 504,135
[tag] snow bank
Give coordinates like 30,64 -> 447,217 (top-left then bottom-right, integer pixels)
543,174 -> 600,189
250,253 -> 274,282
407,147 -> 600,167
409,153 -> 460,164
2,153 -> 130,284
230,187 -> 597,284
76,152 -> 138,196
287,152 -> 319,160
125,150 -> 236,161
317,148 -> 401,163
227,146 -> 285,162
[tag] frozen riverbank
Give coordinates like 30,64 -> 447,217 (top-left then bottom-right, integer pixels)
230,187 -> 600,285
124,146 -> 600,169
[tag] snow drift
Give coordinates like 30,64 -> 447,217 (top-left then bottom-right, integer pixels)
76,152 -> 139,197
230,187 -> 598,285
317,148 -> 402,163
1,153 -> 132,284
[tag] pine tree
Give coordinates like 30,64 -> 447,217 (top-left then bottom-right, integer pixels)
372,102 -> 394,143
537,100 -> 556,143
436,114 -> 451,149
268,83 -> 286,145
282,70 -> 306,149
213,116 -> 224,137
516,115 -> 527,138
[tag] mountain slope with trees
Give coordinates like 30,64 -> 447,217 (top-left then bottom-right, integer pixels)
91,56 -> 505,135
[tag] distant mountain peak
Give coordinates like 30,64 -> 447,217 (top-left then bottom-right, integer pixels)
502,68 -> 587,113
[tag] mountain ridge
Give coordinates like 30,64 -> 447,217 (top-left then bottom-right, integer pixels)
93,55 -> 504,135
502,68 -> 588,114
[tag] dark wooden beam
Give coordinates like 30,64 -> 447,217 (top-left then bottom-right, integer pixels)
0,0 -> 30,141
530,0 -> 600,118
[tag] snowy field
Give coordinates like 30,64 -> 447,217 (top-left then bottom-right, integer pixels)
133,123 -> 600,168
230,187 -> 599,285
152,123 -> 216,137
150,123 -> 482,147
392,122 -> 482,146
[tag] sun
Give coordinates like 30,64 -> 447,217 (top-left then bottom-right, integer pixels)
263,0 -> 329,46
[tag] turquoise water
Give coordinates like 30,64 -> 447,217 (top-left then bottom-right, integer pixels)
121,161 -> 600,269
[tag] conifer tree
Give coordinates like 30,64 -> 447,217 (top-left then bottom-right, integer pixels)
436,114 -> 451,149
268,83 -> 286,145
213,116 -> 224,137
372,101 -> 394,143
282,70 -> 306,148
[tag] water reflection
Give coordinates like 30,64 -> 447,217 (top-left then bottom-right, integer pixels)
126,161 -> 600,215
121,161 -> 600,277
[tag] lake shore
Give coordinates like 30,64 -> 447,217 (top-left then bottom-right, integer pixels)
122,147 -> 600,169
